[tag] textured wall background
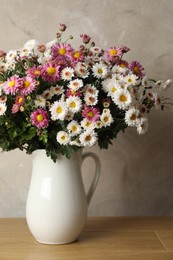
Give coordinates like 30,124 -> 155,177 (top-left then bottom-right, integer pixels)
0,0 -> 173,217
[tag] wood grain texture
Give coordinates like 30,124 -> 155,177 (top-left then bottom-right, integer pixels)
0,217 -> 173,259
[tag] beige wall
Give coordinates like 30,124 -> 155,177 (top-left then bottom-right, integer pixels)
0,0 -> 173,217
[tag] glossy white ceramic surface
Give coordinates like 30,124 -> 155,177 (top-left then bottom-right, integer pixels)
26,150 -> 100,244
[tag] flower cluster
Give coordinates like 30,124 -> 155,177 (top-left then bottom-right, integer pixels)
0,23 -> 172,161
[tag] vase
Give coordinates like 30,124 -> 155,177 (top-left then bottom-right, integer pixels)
26,149 -> 101,244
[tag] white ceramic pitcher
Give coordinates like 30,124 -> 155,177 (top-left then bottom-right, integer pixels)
26,149 -> 101,244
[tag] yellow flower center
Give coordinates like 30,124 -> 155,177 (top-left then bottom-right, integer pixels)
111,87 -> 117,93
24,81 -> 31,88
130,114 -> 137,120
128,78 -> 133,83
85,121 -> 91,127
61,135 -> 66,140
109,49 -> 117,56
134,66 -> 140,74
57,107 -> 63,114
74,51 -> 80,59
36,114 -> 44,122
34,70 -> 41,75
70,102 -> 76,108
98,68 -> 103,74
72,125 -> 77,132
58,48 -> 66,55
119,94 -> 127,102
85,135 -> 91,141
9,80 -> 15,88
87,111 -> 94,118
47,67 -> 56,75
18,97 -> 23,103
104,116 -> 109,122
120,63 -> 127,68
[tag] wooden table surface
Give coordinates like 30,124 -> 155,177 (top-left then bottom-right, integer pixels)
0,217 -> 173,259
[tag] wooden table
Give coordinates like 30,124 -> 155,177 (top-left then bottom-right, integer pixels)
0,217 -> 173,259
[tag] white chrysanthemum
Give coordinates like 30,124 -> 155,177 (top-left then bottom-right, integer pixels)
125,108 -> 139,127
136,117 -> 149,135
155,79 -> 173,91
45,39 -> 57,49
100,110 -> 114,127
35,95 -> 46,108
42,89 -> 54,100
153,93 -> 161,109
142,76 -> 150,87
113,89 -> 132,110
20,48 -> 32,57
38,49 -> 51,64
68,79 -> 83,91
95,121 -> 103,129
67,120 -> 82,136
80,118 -> 95,130
92,63 -> 108,79
50,101 -> 67,120
61,67 -> 74,81
124,74 -> 137,86
111,73 -> 124,82
84,94 -> 98,106
24,39 -> 38,51
84,84 -> 98,96
6,50 -> 17,62
0,102 -> 7,116
106,79 -> 121,97
102,78 -> 112,93
79,130 -> 97,147
75,62 -> 89,78
65,111 -> 74,121
66,96 -> 82,113
112,65 -> 129,75
89,46 -> 102,55
50,85 -> 64,95
56,131 -> 70,145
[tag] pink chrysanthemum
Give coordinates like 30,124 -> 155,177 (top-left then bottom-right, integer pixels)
104,47 -> 123,62
4,75 -> 21,95
42,62 -> 60,82
129,61 -> 145,79
51,43 -> 73,61
70,50 -> 84,65
15,95 -> 25,106
118,60 -> 129,68
30,108 -> 49,128
20,76 -> 36,95
82,106 -> 100,122
27,66 -> 42,78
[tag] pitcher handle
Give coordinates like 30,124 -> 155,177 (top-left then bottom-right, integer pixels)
82,152 -> 101,206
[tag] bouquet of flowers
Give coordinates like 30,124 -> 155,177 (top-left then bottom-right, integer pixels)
0,23 -> 172,161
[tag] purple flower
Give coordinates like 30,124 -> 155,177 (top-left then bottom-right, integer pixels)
129,61 -> 145,79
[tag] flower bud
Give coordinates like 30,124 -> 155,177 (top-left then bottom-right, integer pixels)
56,33 -> 61,39
38,44 -> 46,53
80,34 -> 91,44
91,41 -> 95,47
59,23 -> 67,32
0,50 -> 6,57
